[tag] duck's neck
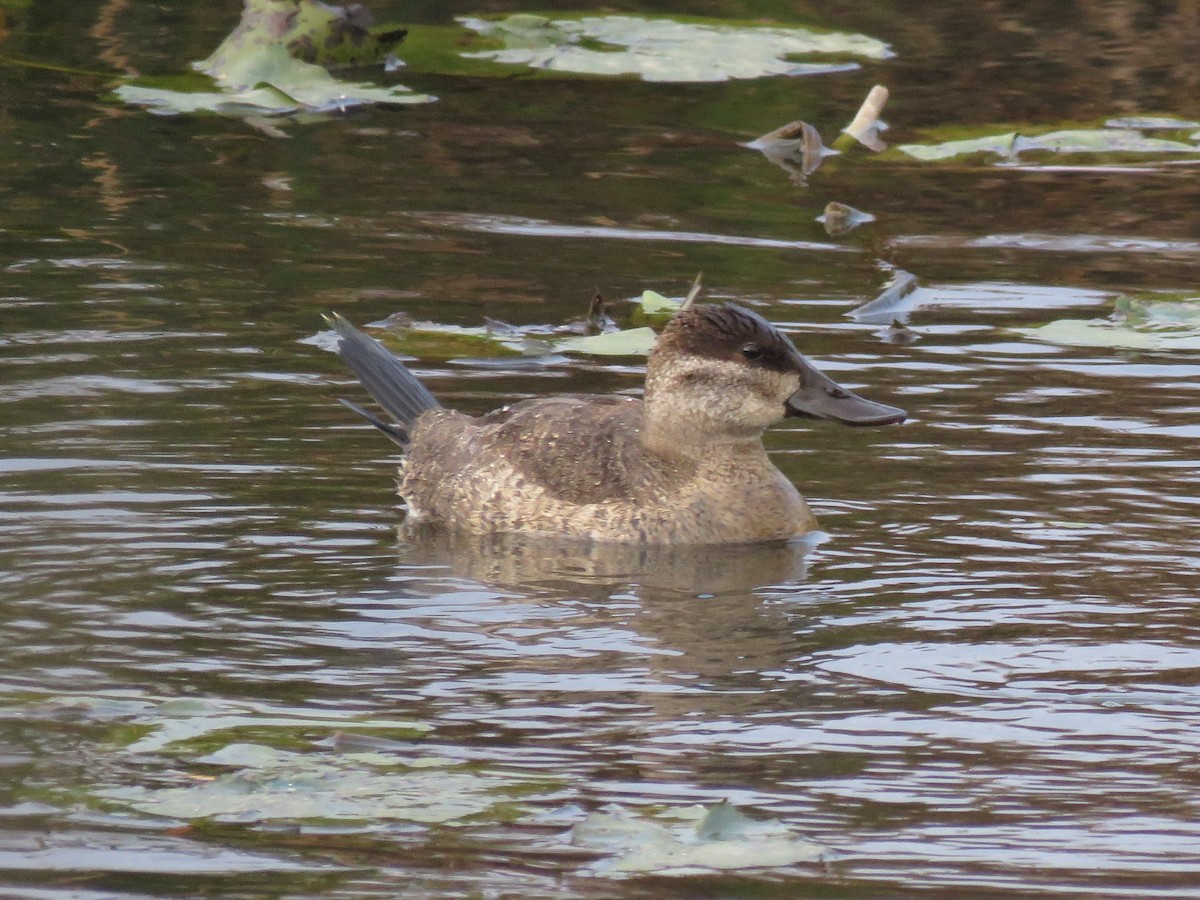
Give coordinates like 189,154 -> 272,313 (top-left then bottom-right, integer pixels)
639,402 -> 769,465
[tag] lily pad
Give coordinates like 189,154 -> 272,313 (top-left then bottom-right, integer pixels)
117,44 -> 431,119
1017,292 -> 1200,351
115,0 -> 432,122
898,123 -> 1200,164
570,801 -> 828,875
1013,129 -> 1197,155
1104,115 -> 1200,130
457,13 -> 891,83
557,326 -> 658,356
1113,294 -> 1200,328
637,289 -> 683,316
118,697 -> 430,755
198,0 -> 410,73
898,131 -> 1019,162
102,741 -> 548,825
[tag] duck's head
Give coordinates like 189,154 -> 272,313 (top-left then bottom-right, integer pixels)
644,303 -> 905,443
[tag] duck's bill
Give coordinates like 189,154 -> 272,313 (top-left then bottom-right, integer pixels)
785,367 -> 906,426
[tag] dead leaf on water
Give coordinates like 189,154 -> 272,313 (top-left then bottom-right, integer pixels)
847,270 -> 921,323
745,120 -> 840,183
816,202 -> 876,236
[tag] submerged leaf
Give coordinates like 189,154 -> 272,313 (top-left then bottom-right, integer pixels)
369,318 -> 526,360
458,14 -> 891,83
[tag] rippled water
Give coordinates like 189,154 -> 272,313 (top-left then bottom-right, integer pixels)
2,1 -> 1200,897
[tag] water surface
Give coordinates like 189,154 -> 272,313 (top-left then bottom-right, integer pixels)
2,2 -> 1199,897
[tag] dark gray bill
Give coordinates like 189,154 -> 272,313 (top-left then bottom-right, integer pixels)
785,364 -> 906,426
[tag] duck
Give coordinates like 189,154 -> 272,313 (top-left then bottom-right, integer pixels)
327,302 -> 905,545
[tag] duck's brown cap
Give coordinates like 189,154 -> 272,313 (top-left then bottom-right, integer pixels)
654,303 -> 801,373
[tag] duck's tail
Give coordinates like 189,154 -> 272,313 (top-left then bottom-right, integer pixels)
324,313 -> 441,447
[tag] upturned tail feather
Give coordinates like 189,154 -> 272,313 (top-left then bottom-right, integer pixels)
325,312 -> 441,446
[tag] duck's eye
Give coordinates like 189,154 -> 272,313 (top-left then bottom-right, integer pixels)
741,343 -> 763,361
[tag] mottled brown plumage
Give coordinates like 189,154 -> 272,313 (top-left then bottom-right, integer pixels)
330,303 -> 906,545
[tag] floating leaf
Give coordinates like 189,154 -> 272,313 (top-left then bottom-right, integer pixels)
1017,319 -> 1200,351
570,802 -> 828,876
695,800 -> 792,841
102,741 -> 549,825
120,697 -> 430,755
457,14 -> 891,83
1104,115 -> 1200,130
898,132 -> 1019,162
898,124 -> 1200,164
1012,129 -> 1197,155
816,201 -> 875,236
638,290 -> 682,316
114,79 -> 298,117
197,0 -> 410,73
1113,294 -> 1200,328
557,326 -> 658,356
1018,292 -> 1200,351
206,44 -> 428,109
115,1 -> 432,122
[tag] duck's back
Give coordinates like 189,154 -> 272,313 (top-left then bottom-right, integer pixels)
401,394 -> 679,539
399,393 -> 815,544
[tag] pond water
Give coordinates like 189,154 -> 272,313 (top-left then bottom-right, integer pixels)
2,1 -> 1200,897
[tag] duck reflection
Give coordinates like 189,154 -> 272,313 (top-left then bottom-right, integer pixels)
389,526 -> 823,702
396,523 -> 820,597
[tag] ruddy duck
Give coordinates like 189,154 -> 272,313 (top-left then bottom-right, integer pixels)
328,303 -> 904,545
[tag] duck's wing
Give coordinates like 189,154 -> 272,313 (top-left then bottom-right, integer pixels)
480,395 -> 664,504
